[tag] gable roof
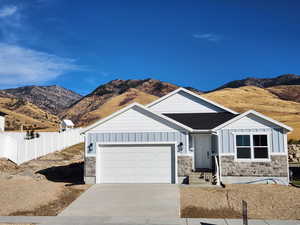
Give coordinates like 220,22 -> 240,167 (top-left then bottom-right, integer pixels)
212,110 -> 293,132
81,102 -> 193,134
164,112 -> 239,130
146,87 -> 238,115
62,119 -> 74,127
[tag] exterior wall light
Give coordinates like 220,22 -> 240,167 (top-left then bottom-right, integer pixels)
177,142 -> 183,152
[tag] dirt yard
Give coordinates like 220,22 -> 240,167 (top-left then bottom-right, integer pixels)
181,184 -> 300,219
0,143 -> 91,216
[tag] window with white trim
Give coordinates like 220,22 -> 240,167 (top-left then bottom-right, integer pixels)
236,134 -> 269,160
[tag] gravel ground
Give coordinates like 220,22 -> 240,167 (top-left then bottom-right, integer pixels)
0,143 -> 91,216
181,184 -> 300,219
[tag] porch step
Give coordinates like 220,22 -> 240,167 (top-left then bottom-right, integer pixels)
188,171 -> 215,185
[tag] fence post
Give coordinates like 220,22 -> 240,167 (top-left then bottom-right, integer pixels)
242,200 -> 248,225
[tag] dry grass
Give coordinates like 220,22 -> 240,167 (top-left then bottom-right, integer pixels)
0,143 -> 90,216
76,88 -> 158,126
9,185 -> 87,216
203,86 -> 300,139
181,184 -> 300,219
0,97 -> 59,131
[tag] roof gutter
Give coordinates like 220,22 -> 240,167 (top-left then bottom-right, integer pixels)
190,129 -> 213,134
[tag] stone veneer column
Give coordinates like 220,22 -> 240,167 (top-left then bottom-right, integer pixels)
177,155 -> 193,176
84,156 -> 96,184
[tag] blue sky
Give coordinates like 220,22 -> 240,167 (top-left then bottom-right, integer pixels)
0,0 -> 299,95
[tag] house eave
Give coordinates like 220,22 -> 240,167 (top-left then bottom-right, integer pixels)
190,129 -> 213,134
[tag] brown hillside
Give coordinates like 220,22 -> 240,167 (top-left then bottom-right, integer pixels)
267,85 -> 300,103
2,85 -> 82,115
71,89 -> 158,127
203,86 -> 300,139
60,79 -> 201,125
0,97 -> 59,131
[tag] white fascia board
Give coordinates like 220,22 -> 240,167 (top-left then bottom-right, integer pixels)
212,110 -> 293,132
146,87 -> 238,115
190,129 -> 212,133
81,102 -> 193,134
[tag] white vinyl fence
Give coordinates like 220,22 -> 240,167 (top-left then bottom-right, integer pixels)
0,128 -> 84,165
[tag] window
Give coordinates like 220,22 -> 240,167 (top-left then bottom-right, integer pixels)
235,134 -> 269,160
253,135 -> 268,159
236,135 -> 251,159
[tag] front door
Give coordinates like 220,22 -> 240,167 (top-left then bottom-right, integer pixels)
194,134 -> 211,169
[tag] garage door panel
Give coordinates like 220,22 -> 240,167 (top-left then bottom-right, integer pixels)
97,144 -> 174,183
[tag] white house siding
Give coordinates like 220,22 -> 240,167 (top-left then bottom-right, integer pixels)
84,131 -> 189,184
148,90 -> 226,114
217,124 -> 288,184
86,131 -> 188,155
218,128 -> 285,154
88,106 -> 186,132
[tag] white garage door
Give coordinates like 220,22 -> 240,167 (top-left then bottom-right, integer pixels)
97,144 -> 174,184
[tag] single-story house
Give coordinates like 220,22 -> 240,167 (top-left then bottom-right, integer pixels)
82,88 -> 292,185
60,119 -> 75,132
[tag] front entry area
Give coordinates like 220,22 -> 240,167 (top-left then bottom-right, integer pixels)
194,134 -> 212,169
96,144 -> 176,184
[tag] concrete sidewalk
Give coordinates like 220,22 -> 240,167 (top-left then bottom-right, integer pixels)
0,216 -> 298,225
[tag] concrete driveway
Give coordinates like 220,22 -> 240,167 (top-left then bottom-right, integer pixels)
59,184 -> 179,218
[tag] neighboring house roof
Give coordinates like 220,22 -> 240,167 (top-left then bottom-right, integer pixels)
81,103 -> 194,134
62,119 -> 74,127
212,110 -> 293,132
146,87 -> 239,115
164,112 -> 239,130
0,112 -> 7,116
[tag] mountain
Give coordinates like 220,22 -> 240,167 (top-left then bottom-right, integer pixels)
3,75 -> 300,138
215,74 -> 300,90
2,85 -> 82,115
76,88 -> 158,126
61,78 -> 300,139
0,97 -> 59,131
60,78 -> 202,125
203,86 -> 300,139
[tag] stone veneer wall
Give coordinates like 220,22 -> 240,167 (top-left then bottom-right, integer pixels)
221,155 -> 288,177
85,156 -> 96,177
178,155 -> 193,176
289,144 -> 300,163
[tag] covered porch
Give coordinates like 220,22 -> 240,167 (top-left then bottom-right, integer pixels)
188,133 -> 220,185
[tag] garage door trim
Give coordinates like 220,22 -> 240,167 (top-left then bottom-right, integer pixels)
96,142 -> 178,184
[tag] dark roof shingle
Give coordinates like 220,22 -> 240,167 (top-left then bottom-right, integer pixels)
163,112 -> 238,130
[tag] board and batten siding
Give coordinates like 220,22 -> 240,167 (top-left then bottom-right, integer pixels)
217,113 -> 287,154
148,90 -> 226,114
218,128 -> 285,154
89,106 -> 188,132
86,131 -> 188,155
